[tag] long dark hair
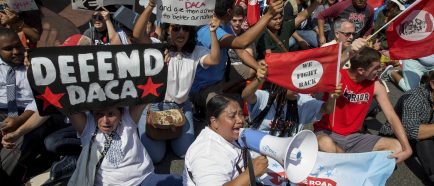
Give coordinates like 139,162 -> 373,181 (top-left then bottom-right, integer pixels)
160,23 -> 197,54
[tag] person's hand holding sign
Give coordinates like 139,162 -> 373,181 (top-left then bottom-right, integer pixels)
266,0 -> 284,17
209,16 -> 220,33
256,60 -> 268,83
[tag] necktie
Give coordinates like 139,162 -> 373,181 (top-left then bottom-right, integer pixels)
6,66 -> 18,117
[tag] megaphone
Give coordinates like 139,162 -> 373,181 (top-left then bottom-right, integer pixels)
239,128 -> 318,183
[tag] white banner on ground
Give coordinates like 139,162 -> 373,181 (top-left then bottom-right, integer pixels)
258,151 -> 396,186
156,0 -> 215,26
3,0 -> 38,12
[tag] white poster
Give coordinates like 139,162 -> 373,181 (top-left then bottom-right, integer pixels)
3,0 -> 39,12
156,0 -> 215,26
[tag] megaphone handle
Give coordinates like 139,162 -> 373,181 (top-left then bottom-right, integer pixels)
241,136 -> 257,186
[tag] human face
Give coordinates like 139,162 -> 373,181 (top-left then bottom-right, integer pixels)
92,13 -> 106,30
231,16 -> 244,32
336,22 -> 355,47
170,24 -> 191,52
211,101 -> 244,142
363,61 -> 381,81
267,14 -> 283,32
93,107 -> 122,134
352,0 -> 367,9
0,35 -> 24,66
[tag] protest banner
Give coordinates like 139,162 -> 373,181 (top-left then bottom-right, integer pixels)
386,0 -> 434,60
156,0 -> 215,26
71,0 -> 134,11
27,44 -> 167,115
0,0 -> 38,12
258,151 -> 395,186
265,43 -> 341,94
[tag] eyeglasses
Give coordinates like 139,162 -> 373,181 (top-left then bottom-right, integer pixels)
92,14 -> 104,21
338,31 -> 355,37
171,25 -> 191,32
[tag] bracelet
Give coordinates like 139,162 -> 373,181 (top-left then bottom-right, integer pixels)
148,3 -> 156,7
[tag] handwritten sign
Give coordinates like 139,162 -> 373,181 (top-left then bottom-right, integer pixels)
3,0 -> 38,12
71,0 -> 134,11
156,0 -> 215,26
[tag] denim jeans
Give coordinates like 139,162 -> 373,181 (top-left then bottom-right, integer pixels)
399,54 -> 434,92
44,125 -> 81,156
288,30 -> 319,49
138,101 -> 195,163
141,173 -> 183,186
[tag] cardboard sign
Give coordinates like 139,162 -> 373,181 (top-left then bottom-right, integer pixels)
1,0 -> 39,12
156,0 -> 215,26
71,0 -> 134,11
27,44 -> 167,115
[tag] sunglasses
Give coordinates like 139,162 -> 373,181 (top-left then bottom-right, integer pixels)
338,31 -> 355,37
171,25 -> 191,32
92,14 -> 104,21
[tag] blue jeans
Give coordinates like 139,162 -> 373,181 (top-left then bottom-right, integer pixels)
138,102 -> 195,163
141,173 -> 183,186
399,54 -> 434,91
44,125 -> 81,156
288,30 -> 319,49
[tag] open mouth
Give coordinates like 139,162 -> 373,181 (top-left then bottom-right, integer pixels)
233,125 -> 242,135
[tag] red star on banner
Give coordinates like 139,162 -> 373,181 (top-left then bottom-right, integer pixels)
36,87 -> 65,110
137,77 -> 164,98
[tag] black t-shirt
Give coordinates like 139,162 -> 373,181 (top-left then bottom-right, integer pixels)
256,20 -> 296,60
83,27 -> 109,45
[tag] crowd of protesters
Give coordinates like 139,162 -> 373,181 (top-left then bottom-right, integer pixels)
0,0 -> 433,185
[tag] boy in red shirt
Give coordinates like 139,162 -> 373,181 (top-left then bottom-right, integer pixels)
314,47 -> 412,163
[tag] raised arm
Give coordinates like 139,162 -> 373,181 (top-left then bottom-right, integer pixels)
202,16 -> 221,66
294,0 -> 319,28
220,0 -> 284,49
242,61 -> 267,105
133,0 -> 156,44
100,10 -> 119,45
69,112 -> 87,135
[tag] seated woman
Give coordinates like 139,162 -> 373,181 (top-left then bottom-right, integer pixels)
183,95 -> 268,186
133,0 -> 220,163
67,104 -> 182,186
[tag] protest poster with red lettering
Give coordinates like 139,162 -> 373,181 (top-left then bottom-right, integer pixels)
265,44 -> 341,94
386,0 -> 434,59
27,44 -> 167,115
155,0 -> 215,26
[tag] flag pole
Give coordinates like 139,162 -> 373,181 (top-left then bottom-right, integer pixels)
332,42 -> 343,128
367,0 -> 423,41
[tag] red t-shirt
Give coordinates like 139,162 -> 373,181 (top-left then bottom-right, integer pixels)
314,69 -> 375,136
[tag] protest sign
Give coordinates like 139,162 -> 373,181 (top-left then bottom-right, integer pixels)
27,44 -> 167,115
0,0 -> 38,12
71,0 -> 134,11
265,44 -> 341,94
156,0 -> 215,26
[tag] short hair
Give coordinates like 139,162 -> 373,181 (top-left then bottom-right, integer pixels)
215,0 -> 235,18
206,95 -> 237,126
0,27 -> 19,39
232,5 -> 246,17
350,47 -> 381,70
333,18 -> 353,32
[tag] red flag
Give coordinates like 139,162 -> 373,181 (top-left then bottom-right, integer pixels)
265,44 -> 340,94
367,0 -> 384,9
247,0 -> 260,26
386,0 -> 434,59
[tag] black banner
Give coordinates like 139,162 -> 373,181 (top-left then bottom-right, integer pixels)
27,44 -> 167,115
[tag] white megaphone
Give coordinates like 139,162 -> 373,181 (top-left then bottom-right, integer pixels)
239,128 -> 318,183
